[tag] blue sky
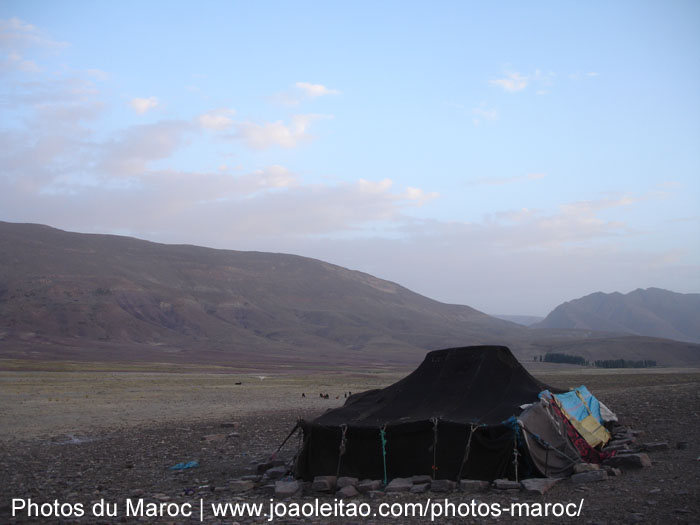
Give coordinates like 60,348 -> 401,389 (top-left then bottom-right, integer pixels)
1,1 -> 698,315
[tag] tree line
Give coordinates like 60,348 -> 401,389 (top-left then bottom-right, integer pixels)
533,353 -> 656,368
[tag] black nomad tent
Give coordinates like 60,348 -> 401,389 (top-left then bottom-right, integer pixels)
296,345 -> 569,482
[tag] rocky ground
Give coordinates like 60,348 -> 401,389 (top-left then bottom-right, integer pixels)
0,370 -> 699,524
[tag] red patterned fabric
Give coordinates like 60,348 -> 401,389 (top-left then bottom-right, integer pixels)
550,400 -> 615,464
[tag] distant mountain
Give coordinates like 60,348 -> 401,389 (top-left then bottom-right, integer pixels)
0,222 -> 525,368
1,222 -> 698,368
493,315 -> 544,327
534,288 -> 700,343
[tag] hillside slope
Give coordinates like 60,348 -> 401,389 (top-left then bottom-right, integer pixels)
2,222 -> 698,368
0,222 -> 523,367
534,288 -> 700,343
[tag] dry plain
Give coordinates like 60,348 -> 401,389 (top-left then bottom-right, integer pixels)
1,363 -> 699,524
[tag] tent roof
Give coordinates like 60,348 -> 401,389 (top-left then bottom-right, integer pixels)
314,345 -> 551,427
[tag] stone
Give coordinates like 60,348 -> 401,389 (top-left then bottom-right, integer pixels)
385,477 -> 413,492
229,480 -> 255,493
430,479 -> 456,493
220,422 -> 238,428
311,475 -> 337,492
676,441 -> 688,450
410,474 -> 432,485
256,459 -> 285,474
603,453 -> 652,469
264,466 -> 287,480
337,476 -> 359,489
493,479 -> 521,490
520,478 -> 561,495
642,442 -> 669,452
337,485 -> 359,498
460,479 -> 489,493
607,437 -> 635,447
573,462 -> 600,473
571,470 -> 608,484
604,467 -> 622,477
410,483 -> 429,494
275,480 -> 300,498
241,474 -> 261,482
201,433 -> 227,442
357,479 -> 382,493
367,490 -> 384,499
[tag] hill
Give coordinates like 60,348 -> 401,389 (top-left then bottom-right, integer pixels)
1,222 -> 698,368
0,222 -> 525,368
534,288 -> 700,344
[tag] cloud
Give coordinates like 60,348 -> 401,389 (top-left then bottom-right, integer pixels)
271,82 -> 341,106
0,17 -> 68,51
4,50 -> 40,72
490,72 -> 529,92
98,121 -> 192,176
129,97 -> 159,114
295,82 -> 340,98
490,69 -> 556,94
232,114 -> 328,149
472,103 -> 498,125
197,108 -> 236,130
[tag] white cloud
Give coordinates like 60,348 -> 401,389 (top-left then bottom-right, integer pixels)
270,82 -> 341,105
403,186 -> 439,204
472,103 -> 498,125
129,97 -> 159,114
490,69 -> 556,94
198,108 -> 236,130
490,72 -> 529,92
0,17 -> 68,51
5,50 -> 40,72
233,114 -> 328,149
99,121 -> 192,176
295,82 -> 340,98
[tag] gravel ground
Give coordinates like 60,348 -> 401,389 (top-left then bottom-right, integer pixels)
1,370 -> 699,524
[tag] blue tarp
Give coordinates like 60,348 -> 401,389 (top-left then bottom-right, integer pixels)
551,385 -> 603,424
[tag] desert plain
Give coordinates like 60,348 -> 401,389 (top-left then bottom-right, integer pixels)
1,363 -> 699,524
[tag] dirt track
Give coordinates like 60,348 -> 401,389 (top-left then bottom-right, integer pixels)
1,369 -> 699,524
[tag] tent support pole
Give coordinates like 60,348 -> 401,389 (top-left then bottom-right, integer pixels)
430,417 -> 439,480
335,424 -> 348,478
513,430 -> 519,482
380,425 -> 388,486
456,423 -> 477,483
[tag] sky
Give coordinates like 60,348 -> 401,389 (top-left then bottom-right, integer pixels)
1,1 -> 699,316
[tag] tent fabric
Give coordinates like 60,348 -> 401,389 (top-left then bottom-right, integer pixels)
598,400 -> 618,424
543,386 -> 611,447
519,400 -> 581,478
311,345 -> 552,427
542,393 -> 615,464
554,386 -> 603,424
296,345 -> 555,481
294,345 -> 617,482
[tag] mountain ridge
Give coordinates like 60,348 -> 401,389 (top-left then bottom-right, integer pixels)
534,288 -> 700,343
1,221 -> 698,368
